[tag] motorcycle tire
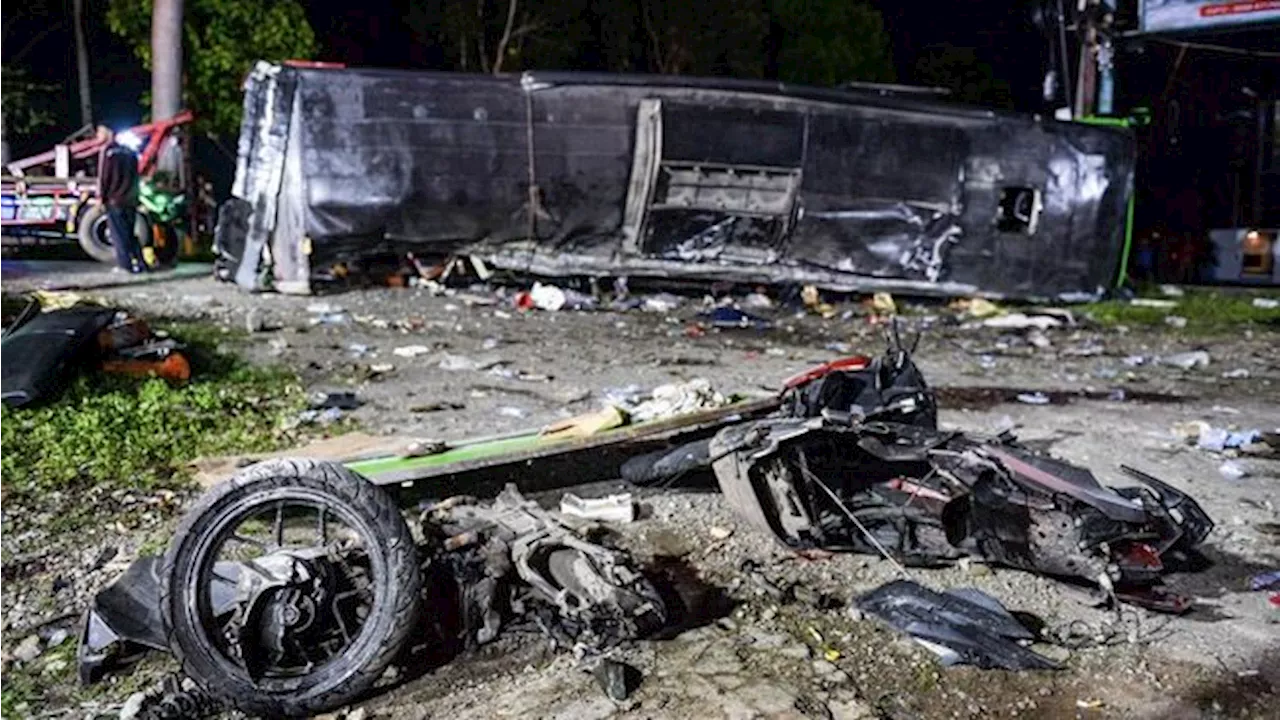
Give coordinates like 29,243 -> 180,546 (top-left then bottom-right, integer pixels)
160,458 -> 422,718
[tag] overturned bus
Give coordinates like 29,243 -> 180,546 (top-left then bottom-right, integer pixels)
215,62 -> 1135,300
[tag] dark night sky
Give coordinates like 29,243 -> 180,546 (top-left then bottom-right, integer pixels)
3,0 -> 1050,151
4,0 -> 1275,182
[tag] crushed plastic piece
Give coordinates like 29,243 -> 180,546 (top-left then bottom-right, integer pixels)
559,492 -> 635,523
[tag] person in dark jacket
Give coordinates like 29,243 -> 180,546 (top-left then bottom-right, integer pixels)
95,126 -> 145,272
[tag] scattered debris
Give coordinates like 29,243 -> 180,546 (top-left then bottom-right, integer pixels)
703,306 -> 772,330
439,353 -> 506,372
628,378 -> 729,423
2,302 -> 191,407
952,297 -> 1003,319
592,659 -> 640,701
856,580 -> 1059,670
1249,571 -> 1280,592
982,313 -> 1061,330
559,492 -> 636,523
1222,368 -> 1251,379
12,634 -> 42,664
498,406 -> 528,418
309,391 -> 362,410
1015,392 -> 1051,405
392,344 -> 432,358
529,282 -> 568,311
1164,315 -> 1187,329
1160,350 -> 1211,370
542,406 -> 627,439
871,292 -> 896,315
641,293 -> 682,313
1218,461 -> 1247,480
709,526 -> 735,541
742,292 -> 774,310
1159,285 -> 1185,298
81,470 -> 665,715
1252,297 -> 1279,310
1129,298 -> 1177,309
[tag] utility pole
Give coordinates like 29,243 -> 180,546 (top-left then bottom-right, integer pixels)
73,0 -> 93,128
1074,0 -> 1099,119
151,0 -> 184,172
1096,0 -> 1118,116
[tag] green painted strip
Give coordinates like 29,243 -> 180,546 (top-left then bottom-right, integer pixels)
345,433 -> 549,476
1117,191 -> 1136,288
1076,116 -> 1137,287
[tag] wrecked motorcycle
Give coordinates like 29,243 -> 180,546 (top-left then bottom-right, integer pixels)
81,460 -> 665,717
709,341 -> 1213,613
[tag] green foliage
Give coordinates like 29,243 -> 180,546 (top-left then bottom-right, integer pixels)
104,0 -> 318,136
1,64 -> 59,138
1084,290 -> 1280,331
914,44 -> 1012,108
772,0 -> 895,85
0,322 -> 307,521
427,0 -> 893,85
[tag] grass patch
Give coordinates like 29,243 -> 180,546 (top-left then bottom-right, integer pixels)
0,312 -> 319,716
0,318 -> 309,537
1083,289 -> 1280,331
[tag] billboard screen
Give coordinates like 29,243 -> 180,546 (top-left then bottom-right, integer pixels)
1142,0 -> 1280,32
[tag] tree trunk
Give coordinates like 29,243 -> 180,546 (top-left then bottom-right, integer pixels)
1,107 -> 10,167
151,0 -> 184,172
73,0 -> 93,128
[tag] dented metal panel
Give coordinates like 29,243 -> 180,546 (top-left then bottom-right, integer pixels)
217,63 -> 1135,299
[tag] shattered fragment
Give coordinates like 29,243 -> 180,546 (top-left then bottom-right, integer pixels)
559,492 -> 636,523
856,580 -> 1059,670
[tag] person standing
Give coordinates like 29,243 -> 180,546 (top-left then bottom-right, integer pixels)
96,126 -> 145,273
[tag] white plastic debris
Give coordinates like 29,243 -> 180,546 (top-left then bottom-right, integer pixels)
1159,285 -> 1185,298
1164,315 -> 1188,328
708,526 -> 735,540
559,492 -> 635,523
1218,461 -> 1247,480
1026,330 -> 1052,349
1159,350 -> 1211,370
393,345 -> 432,358
498,406 -> 528,418
438,353 -> 506,372
1016,392 -> 1051,405
1129,298 -> 1177,309
1197,427 -> 1230,452
628,378 -> 729,422
530,282 -> 567,311
1222,368 -> 1251,379
641,293 -> 682,313
1252,297 -> 1279,310
982,313 -> 1062,330
305,302 -> 343,314
742,292 -> 774,309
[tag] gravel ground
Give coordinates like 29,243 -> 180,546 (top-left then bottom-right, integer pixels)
3,273 -> 1279,719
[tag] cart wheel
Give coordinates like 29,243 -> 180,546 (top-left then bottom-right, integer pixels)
76,205 -> 151,265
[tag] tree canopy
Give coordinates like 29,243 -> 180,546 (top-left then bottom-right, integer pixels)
914,44 -> 1013,108
105,0 -> 318,137
417,0 -> 895,83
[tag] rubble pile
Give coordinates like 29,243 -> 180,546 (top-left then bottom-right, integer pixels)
70,330 -> 1243,718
